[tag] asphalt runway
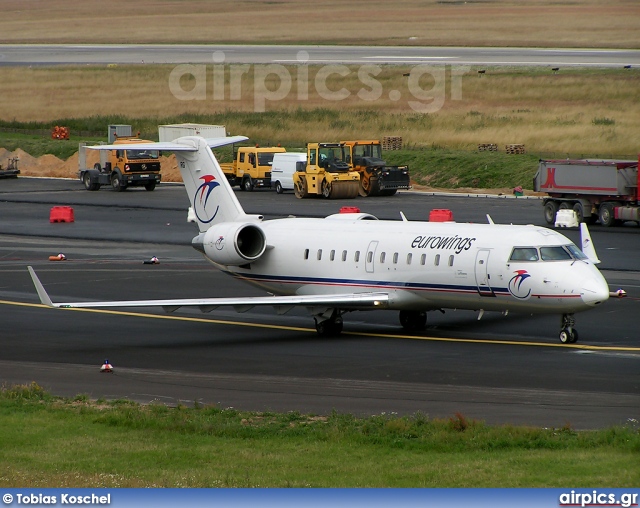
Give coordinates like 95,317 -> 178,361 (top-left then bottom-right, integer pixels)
1,177 -> 638,429
1,44 -> 639,67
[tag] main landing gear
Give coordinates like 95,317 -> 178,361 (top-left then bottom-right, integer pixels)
314,309 -> 344,336
399,310 -> 427,332
559,313 -> 579,344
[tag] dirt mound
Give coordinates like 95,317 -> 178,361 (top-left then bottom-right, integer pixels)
0,147 -> 183,182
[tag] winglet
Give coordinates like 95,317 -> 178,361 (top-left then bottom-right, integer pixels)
27,266 -> 56,307
579,223 -> 600,264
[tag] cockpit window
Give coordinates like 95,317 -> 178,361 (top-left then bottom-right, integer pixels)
565,244 -> 588,260
509,247 -> 539,262
540,246 -> 572,261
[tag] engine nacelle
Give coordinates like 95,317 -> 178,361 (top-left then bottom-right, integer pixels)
200,222 -> 267,266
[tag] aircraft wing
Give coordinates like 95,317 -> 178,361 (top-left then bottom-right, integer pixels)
85,135 -> 248,152
28,267 -> 388,314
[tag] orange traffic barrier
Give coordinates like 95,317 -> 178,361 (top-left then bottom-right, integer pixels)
429,209 -> 454,222
50,206 -> 74,223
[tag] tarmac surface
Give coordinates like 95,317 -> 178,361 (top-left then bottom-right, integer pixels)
1,177 -> 638,429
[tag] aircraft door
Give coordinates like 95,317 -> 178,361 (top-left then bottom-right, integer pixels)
475,249 -> 495,297
365,241 -> 378,273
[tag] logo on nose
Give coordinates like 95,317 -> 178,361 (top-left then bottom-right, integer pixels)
508,270 -> 532,299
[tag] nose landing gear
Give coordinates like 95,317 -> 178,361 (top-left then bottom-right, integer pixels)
559,313 -> 579,344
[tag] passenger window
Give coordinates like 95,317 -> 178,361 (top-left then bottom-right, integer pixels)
342,250 -> 347,261
393,252 -> 398,264
434,254 -> 440,266
354,251 -> 360,262
367,251 -> 373,263
304,249 -> 309,260
540,246 -> 572,261
380,252 -> 386,263
317,249 -> 322,260
510,247 -> 539,262
406,253 -> 412,265
330,250 -> 335,261
420,254 -> 426,265
448,255 -> 454,267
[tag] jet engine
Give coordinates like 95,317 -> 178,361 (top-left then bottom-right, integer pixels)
198,222 -> 267,266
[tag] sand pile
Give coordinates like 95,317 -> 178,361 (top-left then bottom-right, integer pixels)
0,147 -> 183,182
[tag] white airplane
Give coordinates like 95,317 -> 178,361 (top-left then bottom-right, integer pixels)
29,136 -> 611,344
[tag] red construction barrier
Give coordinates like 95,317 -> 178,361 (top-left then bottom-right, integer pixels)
339,206 -> 361,214
50,206 -> 74,223
429,209 -> 454,222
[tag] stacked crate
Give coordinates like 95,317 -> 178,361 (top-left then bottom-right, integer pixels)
505,144 -> 526,154
382,136 -> 403,150
477,143 -> 497,152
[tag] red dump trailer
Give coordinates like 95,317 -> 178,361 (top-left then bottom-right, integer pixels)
534,157 -> 639,227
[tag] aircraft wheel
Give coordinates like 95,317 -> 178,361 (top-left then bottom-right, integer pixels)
315,316 -> 343,336
399,310 -> 427,331
275,181 -> 283,194
559,328 -> 578,344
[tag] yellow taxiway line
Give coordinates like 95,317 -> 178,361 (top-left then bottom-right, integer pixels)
3,299 -> 640,353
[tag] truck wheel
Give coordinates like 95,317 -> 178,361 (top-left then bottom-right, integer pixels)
598,203 -> 616,227
83,173 -> 99,191
275,181 -> 283,194
145,181 -> 157,191
93,162 -> 103,173
543,201 -> 558,224
294,178 -> 308,199
321,180 -> 331,199
573,202 -> 594,224
242,177 -> 254,192
111,171 -> 126,192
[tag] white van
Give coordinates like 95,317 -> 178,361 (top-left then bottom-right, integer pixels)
271,152 -> 307,194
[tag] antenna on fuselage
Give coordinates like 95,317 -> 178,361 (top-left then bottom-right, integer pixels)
486,214 -> 495,224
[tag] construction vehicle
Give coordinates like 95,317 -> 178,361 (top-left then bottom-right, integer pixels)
78,134 -> 161,192
533,157 -> 639,226
220,146 -> 286,191
341,140 -> 411,196
293,142 -> 360,199
0,157 -> 19,179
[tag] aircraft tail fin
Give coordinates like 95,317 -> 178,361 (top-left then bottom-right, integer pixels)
88,135 -> 252,232
175,136 -> 258,231
580,223 -> 600,264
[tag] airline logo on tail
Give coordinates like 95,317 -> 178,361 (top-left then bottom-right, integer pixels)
194,175 -> 220,223
508,270 -> 532,300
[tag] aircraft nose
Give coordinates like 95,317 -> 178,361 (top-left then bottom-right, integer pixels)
581,277 -> 610,306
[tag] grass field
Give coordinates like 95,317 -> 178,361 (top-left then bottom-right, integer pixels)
1,384 -> 639,488
1,66 -> 638,157
1,0 -> 639,48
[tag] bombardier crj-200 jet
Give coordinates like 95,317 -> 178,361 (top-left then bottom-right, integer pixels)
29,136 -> 611,344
